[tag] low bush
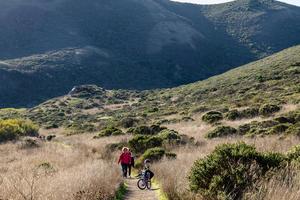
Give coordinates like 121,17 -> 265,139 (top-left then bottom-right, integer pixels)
241,107 -> 260,118
119,117 -> 138,128
128,135 -> 163,153
20,137 -> 40,149
158,129 -> 181,141
259,104 -> 281,116
226,107 -> 259,120
226,109 -> 240,120
129,125 -> 166,135
206,126 -> 237,138
286,123 -> 300,136
202,111 -> 223,124
136,147 -> 166,167
96,127 -> 124,138
238,124 -> 251,135
0,119 -> 39,143
287,145 -> 300,162
189,143 -> 285,200
274,116 -> 295,124
135,148 -> 177,168
238,120 -> 282,136
269,123 -> 290,134
165,152 -> 177,159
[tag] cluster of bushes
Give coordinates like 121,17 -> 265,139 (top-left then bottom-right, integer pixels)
95,127 -> 124,138
128,127 -> 193,153
128,135 -> 163,153
206,126 -> 238,138
101,126 -> 191,166
259,104 -> 281,116
118,117 -> 139,128
0,108 -> 25,120
226,107 -> 259,120
226,104 -> 281,121
207,110 -> 300,138
0,119 -> 39,143
189,143 -> 288,200
128,125 -> 166,135
202,111 -> 223,124
241,112 -> 300,136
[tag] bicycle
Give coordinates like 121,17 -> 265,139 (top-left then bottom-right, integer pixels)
137,170 -> 151,190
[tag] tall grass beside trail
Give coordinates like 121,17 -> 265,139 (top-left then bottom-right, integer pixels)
0,134 -> 128,200
152,136 -> 300,200
243,166 -> 300,200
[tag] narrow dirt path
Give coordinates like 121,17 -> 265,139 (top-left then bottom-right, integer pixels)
124,177 -> 159,200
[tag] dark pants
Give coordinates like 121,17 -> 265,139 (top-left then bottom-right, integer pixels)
128,165 -> 132,176
121,163 -> 128,177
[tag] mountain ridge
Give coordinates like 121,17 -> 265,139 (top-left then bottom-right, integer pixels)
0,0 -> 299,107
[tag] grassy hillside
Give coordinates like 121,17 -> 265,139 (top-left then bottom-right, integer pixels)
1,45 -> 298,134
0,45 -> 300,200
0,0 -> 300,107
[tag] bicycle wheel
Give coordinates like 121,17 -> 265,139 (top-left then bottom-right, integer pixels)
137,179 -> 146,190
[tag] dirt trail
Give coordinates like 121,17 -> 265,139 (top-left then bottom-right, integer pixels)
124,177 -> 159,200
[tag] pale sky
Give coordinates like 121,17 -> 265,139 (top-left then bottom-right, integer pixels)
172,0 -> 300,6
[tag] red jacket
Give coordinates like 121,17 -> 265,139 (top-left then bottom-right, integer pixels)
118,152 -> 131,164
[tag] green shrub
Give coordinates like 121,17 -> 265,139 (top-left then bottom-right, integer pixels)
202,111 -> 223,124
240,107 -> 260,118
165,152 -> 177,159
259,104 -> 281,116
119,117 -> 138,128
226,109 -> 240,120
238,124 -> 251,135
274,116 -> 295,124
128,135 -> 163,153
0,119 -> 39,143
226,107 -> 260,120
130,125 -> 166,135
158,129 -> 181,141
269,124 -> 290,134
286,123 -> 300,136
189,143 -> 285,200
139,147 -> 165,162
287,145 -> 300,162
96,127 -> 124,137
206,126 -> 237,138
135,148 -> 177,168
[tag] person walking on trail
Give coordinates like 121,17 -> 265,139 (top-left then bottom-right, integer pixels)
118,147 -> 131,178
128,149 -> 135,178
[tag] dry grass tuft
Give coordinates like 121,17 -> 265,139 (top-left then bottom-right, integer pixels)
243,166 -> 300,200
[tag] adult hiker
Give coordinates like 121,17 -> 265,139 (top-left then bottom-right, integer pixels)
128,148 -> 135,178
118,147 -> 131,178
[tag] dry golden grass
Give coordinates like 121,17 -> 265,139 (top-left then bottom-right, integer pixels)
243,166 -> 300,200
0,134 -> 129,200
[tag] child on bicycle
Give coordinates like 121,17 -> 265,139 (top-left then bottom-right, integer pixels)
143,159 -> 154,179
